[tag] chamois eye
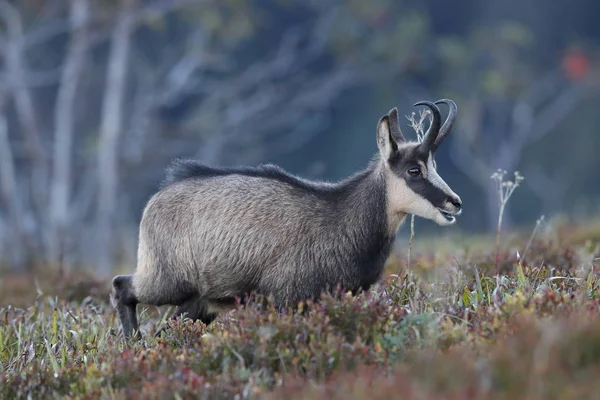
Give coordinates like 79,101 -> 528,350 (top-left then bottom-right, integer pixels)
408,167 -> 421,177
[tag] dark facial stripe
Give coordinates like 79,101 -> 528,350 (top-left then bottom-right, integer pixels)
405,176 -> 448,209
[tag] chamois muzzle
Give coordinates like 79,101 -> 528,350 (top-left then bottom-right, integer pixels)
438,195 -> 463,222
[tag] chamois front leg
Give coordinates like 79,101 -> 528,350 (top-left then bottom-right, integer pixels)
111,275 -> 141,340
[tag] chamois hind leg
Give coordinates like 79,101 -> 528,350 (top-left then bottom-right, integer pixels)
154,296 -> 217,337
173,297 -> 218,324
111,275 -> 141,340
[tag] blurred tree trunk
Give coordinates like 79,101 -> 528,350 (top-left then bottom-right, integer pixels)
0,1 -> 48,256
0,91 -> 26,270
95,0 -> 137,275
49,0 -> 91,266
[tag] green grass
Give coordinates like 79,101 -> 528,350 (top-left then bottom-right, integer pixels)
1,216 -> 600,399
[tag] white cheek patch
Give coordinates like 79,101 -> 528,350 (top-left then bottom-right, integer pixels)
385,166 -> 444,233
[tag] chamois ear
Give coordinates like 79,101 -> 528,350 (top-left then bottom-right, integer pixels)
376,108 -> 404,160
387,108 -> 406,144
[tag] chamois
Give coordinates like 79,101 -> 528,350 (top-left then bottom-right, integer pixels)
111,99 -> 463,339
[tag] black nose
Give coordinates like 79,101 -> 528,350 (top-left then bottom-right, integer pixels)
449,197 -> 462,210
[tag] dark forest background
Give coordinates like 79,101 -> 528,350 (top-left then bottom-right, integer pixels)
0,0 -> 598,275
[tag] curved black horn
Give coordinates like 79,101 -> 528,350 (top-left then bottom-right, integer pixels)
431,99 -> 458,152
413,100 -> 441,155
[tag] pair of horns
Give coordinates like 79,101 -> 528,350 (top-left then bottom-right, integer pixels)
387,99 -> 457,154
414,99 -> 457,154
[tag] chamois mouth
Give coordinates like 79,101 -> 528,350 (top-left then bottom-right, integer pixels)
438,208 -> 457,222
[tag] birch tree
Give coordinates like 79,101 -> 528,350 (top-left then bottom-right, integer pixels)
49,0 -> 91,265
0,88 -> 26,269
95,0 -> 137,275
0,1 -> 49,256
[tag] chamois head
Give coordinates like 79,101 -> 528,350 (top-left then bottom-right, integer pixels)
377,99 -> 462,227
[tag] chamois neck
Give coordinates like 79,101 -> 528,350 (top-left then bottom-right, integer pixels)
332,158 -> 396,238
